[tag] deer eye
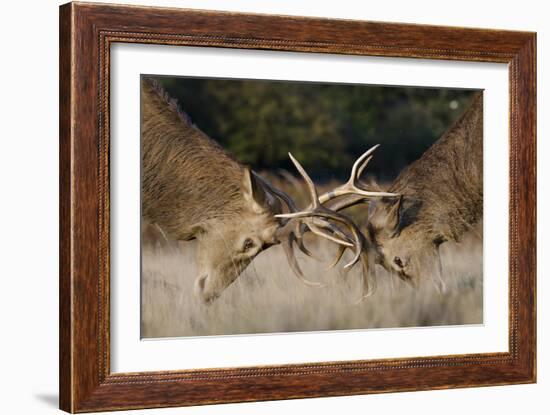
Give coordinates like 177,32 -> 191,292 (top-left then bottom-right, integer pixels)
242,238 -> 255,252
393,256 -> 404,268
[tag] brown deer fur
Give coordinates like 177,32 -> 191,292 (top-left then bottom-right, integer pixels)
367,93 -> 483,289
141,78 -> 281,303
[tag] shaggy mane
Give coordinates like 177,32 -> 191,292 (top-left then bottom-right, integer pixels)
142,76 -> 195,128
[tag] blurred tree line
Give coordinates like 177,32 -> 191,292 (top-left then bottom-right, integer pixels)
153,76 -> 476,182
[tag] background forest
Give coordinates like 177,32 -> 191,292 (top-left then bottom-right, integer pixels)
153,76 -> 476,182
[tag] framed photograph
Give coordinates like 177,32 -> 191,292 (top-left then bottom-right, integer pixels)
59,2 -> 536,412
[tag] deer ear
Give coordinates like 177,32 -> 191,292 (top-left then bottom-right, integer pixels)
385,196 -> 402,233
242,168 -> 268,213
368,196 -> 402,233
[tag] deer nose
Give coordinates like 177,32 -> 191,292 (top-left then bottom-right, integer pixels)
197,274 -> 207,291
195,275 -> 217,305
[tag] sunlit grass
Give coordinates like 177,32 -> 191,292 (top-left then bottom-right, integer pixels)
141,227 -> 482,338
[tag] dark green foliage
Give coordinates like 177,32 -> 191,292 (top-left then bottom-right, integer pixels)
153,76 -> 476,182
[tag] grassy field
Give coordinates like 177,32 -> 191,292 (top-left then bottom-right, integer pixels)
141,223 -> 483,338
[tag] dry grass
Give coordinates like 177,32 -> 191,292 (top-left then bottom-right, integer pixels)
141,227 -> 482,338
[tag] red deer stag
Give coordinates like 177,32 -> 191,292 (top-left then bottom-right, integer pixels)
141,78 -> 394,303
366,93 -> 483,291
324,93 -> 483,292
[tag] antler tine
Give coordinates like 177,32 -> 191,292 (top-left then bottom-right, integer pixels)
281,232 -> 325,287
350,144 -> 379,183
295,216 -> 355,267
318,145 -> 399,204
326,244 -> 346,270
308,221 -> 354,247
294,218 -> 352,261
356,155 -> 373,183
295,231 -> 316,259
354,250 -> 376,304
287,153 -> 320,207
277,209 -> 364,269
310,218 -> 354,244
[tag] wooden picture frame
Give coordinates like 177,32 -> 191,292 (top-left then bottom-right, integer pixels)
59,2 -> 536,412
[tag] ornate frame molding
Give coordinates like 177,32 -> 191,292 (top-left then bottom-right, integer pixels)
60,2 -> 536,412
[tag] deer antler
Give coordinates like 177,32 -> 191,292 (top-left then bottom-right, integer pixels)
288,146 -> 399,267
318,144 -> 398,204
275,153 -> 365,269
266,146 -> 399,298
314,145 -> 399,271
278,147 -> 399,300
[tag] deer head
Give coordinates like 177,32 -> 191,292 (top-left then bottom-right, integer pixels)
193,168 -> 282,303
366,196 -> 447,292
